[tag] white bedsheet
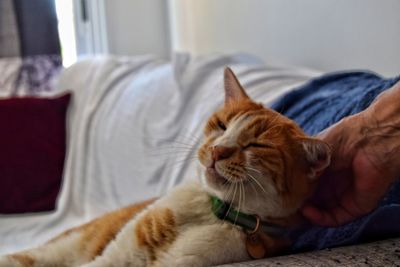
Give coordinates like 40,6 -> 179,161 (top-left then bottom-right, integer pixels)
0,53 -> 321,254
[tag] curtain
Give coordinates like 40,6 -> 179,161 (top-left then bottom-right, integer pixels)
0,0 -> 21,57
0,0 -> 61,57
13,0 -> 61,57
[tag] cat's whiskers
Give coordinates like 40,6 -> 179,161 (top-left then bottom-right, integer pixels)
177,133 -> 201,145
224,175 -> 235,199
153,144 -> 195,150
244,165 -> 269,199
235,181 -> 246,226
147,148 -> 195,157
167,156 -> 198,166
145,133 -> 202,162
224,181 -> 238,222
244,166 -> 262,175
147,143 -> 196,156
222,172 -> 245,227
150,143 -> 195,151
165,141 -> 197,149
145,132 -> 200,145
247,172 -> 268,196
211,170 -> 239,219
241,181 -> 246,212
248,180 -> 259,200
215,180 -> 236,224
234,181 -> 242,226
158,156 -> 199,172
145,134 -> 200,154
144,142 -> 197,154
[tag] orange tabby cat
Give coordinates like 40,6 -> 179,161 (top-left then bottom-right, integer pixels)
0,68 -> 330,267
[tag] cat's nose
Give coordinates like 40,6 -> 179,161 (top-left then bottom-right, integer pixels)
212,146 -> 236,162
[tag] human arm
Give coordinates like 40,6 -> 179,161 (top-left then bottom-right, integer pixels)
302,81 -> 400,226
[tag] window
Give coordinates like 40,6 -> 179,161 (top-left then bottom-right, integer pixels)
55,0 -> 108,67
55,0 -> 77,67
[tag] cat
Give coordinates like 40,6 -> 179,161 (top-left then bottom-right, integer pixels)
0,67 -> 331,267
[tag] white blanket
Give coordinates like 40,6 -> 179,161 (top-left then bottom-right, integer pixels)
0,53 -> 321,254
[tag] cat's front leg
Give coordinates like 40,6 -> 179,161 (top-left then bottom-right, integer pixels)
79,224 -> 147,267
154,224 -> 250,267
81,206 -> 176,267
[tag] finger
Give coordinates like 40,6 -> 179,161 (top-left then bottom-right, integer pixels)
340,189 -> 373,217
305,185 -> 377,227
316,128 -> 329,139
316,120 -> 341,140
301,204 -> 338,227
326,203 -> 363,226
301,204 -> 324,223
302,203 -> 356,227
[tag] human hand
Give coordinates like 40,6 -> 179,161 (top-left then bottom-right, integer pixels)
301,85 -> 400,226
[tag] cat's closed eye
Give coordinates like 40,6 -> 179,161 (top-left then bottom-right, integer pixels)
217,120 -> 226,131
244,143 -> 272,149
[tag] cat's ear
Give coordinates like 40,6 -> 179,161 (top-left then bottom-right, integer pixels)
299,138 -> 331,180
224,67 -> 250,104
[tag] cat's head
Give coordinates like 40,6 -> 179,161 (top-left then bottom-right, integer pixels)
198,68 -> 331,219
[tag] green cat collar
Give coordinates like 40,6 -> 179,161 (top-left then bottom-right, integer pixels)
210,196 -> 289,238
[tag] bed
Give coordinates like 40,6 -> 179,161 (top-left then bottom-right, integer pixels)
0,52 -> 399,266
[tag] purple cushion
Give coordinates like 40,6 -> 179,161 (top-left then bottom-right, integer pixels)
0,93 -> 71,213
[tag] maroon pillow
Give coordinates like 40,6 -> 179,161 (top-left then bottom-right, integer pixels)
0,93 -> 71,214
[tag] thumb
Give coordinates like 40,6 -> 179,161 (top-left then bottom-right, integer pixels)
301,203 -> 340,227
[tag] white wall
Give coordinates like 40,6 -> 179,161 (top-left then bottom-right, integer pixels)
104,0 -> 170,58
169,0 -> 400,76
101,0 -> 400,76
